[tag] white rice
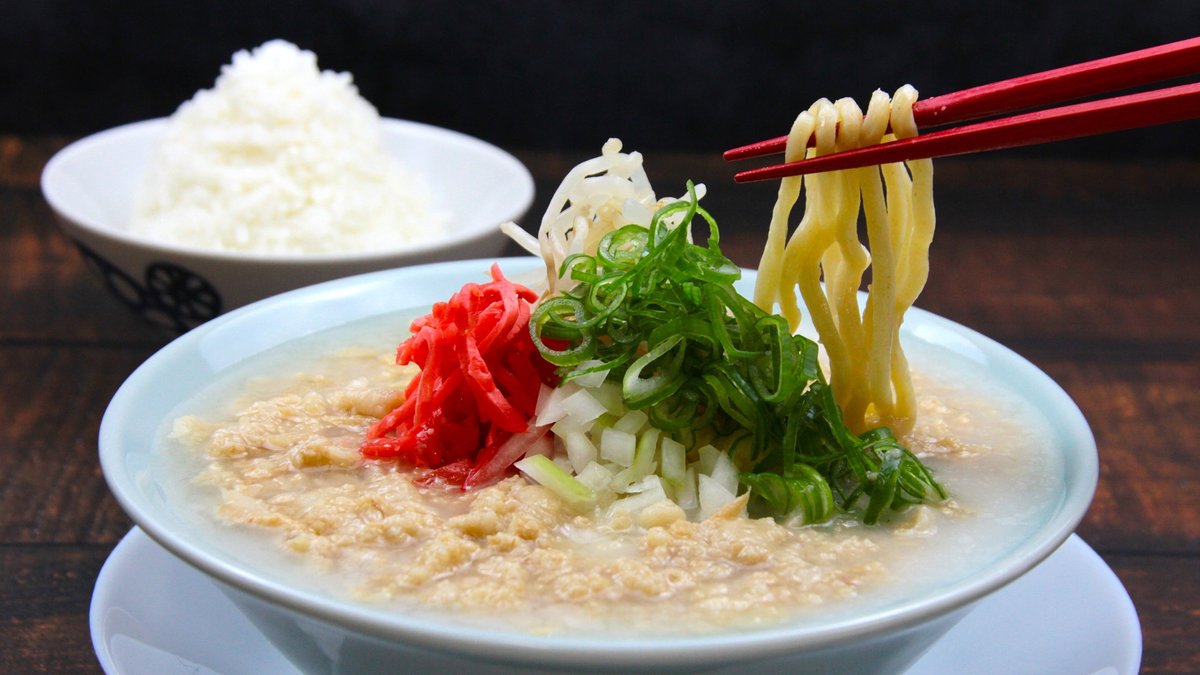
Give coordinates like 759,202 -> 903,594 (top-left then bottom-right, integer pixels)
131,40 -> 444,255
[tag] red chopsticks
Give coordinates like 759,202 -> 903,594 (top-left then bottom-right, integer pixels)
726,36 -> 1200,182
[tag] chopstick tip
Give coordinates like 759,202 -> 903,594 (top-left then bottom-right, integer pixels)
732,169 -> 766,183
724,135 -> 789,162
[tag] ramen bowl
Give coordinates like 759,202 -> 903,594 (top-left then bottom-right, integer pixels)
97,257 -> 1098,673
41,119 -> 533,333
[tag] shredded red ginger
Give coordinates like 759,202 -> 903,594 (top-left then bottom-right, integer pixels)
361,264 -> 558,489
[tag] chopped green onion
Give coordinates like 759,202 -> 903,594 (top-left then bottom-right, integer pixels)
515,455 -> 596,508
529,182 -> 944,524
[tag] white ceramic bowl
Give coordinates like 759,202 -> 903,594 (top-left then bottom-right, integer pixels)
41,119 -> 534,332
98,257 -> 1099,674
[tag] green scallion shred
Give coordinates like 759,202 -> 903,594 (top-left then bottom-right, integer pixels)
528,182 -> 945,525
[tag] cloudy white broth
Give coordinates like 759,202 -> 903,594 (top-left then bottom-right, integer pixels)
156,303 -> 1064,637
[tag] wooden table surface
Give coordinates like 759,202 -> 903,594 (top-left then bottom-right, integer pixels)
2,136 -> 1197,673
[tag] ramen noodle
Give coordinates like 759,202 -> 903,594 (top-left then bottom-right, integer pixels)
754,86 -> 934,436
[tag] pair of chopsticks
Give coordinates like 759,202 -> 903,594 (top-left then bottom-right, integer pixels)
725,36 -> 1200,182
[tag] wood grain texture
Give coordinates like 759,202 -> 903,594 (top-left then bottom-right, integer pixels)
1109,554 -> 1200,674
2,136 -> 1196,672
1,181 -> 169,345
1,346 -> 141,543
0,545 -> 109,675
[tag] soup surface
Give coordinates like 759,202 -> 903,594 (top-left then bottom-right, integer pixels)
162,311 -> 1064,636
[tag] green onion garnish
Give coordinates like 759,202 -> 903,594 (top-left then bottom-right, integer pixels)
529,183 -> 945,525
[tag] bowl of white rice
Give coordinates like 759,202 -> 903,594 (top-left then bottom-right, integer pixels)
41,41 -> 534,333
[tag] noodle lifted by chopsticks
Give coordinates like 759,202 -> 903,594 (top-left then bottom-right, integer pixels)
754,86 -> 935,436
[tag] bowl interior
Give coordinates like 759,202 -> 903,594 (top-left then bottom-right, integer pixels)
41,118 -> 535,262
98,257 -> 1099,668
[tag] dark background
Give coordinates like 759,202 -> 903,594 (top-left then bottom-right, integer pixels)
3,0 -> 1198,157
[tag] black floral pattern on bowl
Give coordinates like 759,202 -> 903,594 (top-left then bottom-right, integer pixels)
75,243 -> 222,333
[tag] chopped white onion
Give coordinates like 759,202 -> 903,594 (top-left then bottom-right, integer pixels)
613,410 -> 648,435
697,444 -> 721,475
562,431 -> 598,474
660,437 -> 686,488
599,428 -> 636,467
534,382 -> 573,427
697,474 -> 736,521
571,360 -> 609,389
608,476 -> 668,515
676,467 -> 699,512
709,450 -> 740,496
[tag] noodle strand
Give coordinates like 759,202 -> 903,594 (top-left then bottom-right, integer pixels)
754,85 -> 935,436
